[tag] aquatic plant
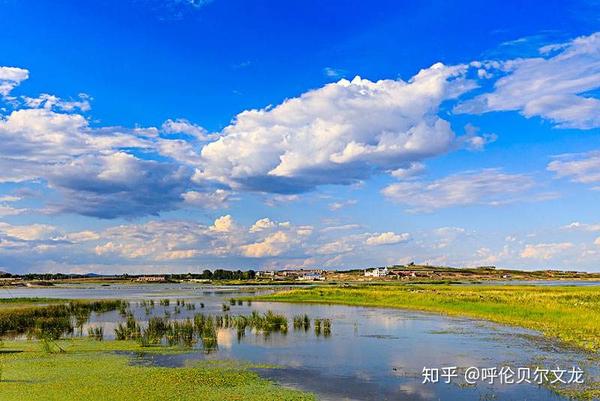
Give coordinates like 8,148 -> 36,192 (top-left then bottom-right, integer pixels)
194,314 -> 218,352
314,319 -> 322,336
193,313 -> 207,332
236,326 -> 246,342
293,314 -> 310,331
0,299 -> 125,338
0,340 -> 317,401
34,316 -> 73,340
74,311 -> 90,336
238,310 -> 289,335
222,303 -> 230,312
87,326 -> 104,341
159,299 -> 170,307
141,316 -> 170,345
115,313 -> 141,341
165,319 -> 195,347
322,319 -> 331,337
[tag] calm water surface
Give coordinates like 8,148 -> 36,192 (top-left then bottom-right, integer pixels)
2,284 -> 598,401
494,280 -> 600,286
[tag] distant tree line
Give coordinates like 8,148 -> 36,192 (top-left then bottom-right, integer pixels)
171,269 -> 256,280
17,273 -> 89,280
7,270 -> 258,281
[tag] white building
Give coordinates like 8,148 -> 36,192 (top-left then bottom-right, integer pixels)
298,272 -> 325,281
135,276 -> 167,282
364,267 -> 389,277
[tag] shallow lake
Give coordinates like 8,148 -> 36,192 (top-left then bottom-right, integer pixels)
1,284 -> 598,401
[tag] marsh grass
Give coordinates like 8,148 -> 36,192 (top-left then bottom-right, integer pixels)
115,313 -> 141,341
0,298 -> 68,305
138,300 -> 156,314
112,310 -> 292,350
87,326 -> 104,341
311,318 -> 331,337
293,314 -> 310,331
322,319 -> 331,337
313,319 -> 321,336
0,300 -> 125,343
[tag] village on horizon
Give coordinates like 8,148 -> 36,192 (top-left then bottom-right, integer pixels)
2,263 -> 599,286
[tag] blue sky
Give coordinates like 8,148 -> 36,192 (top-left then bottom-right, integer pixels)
0,0 -> 599,273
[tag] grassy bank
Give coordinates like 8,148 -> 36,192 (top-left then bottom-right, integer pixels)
256,284 -> 600,352
0,339 -> 314,401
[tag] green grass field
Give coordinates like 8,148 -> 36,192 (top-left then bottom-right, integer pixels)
256,284 -> 600,352
0,339 -> 315,401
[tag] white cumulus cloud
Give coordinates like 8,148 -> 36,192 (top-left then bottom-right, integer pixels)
241,231 -> 292,257
197,63 -> 479,193
0,66 -> 29,96
455,32 -> 600,129
365,232 -> 410,246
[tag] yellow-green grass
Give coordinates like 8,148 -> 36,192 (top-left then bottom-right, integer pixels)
0,298 -> 68,304
0,298 -> 69,311
255,284 -> 600,352
0,339 -> 315,401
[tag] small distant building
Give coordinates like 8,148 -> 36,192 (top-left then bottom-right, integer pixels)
135,276 -> 167,282
256,271 -> 275,278
364,267 -> 389,277
391,270 -> 416,278
275,269 -> 324,279
298,272 -> 325,281
188,278 -> 210,283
